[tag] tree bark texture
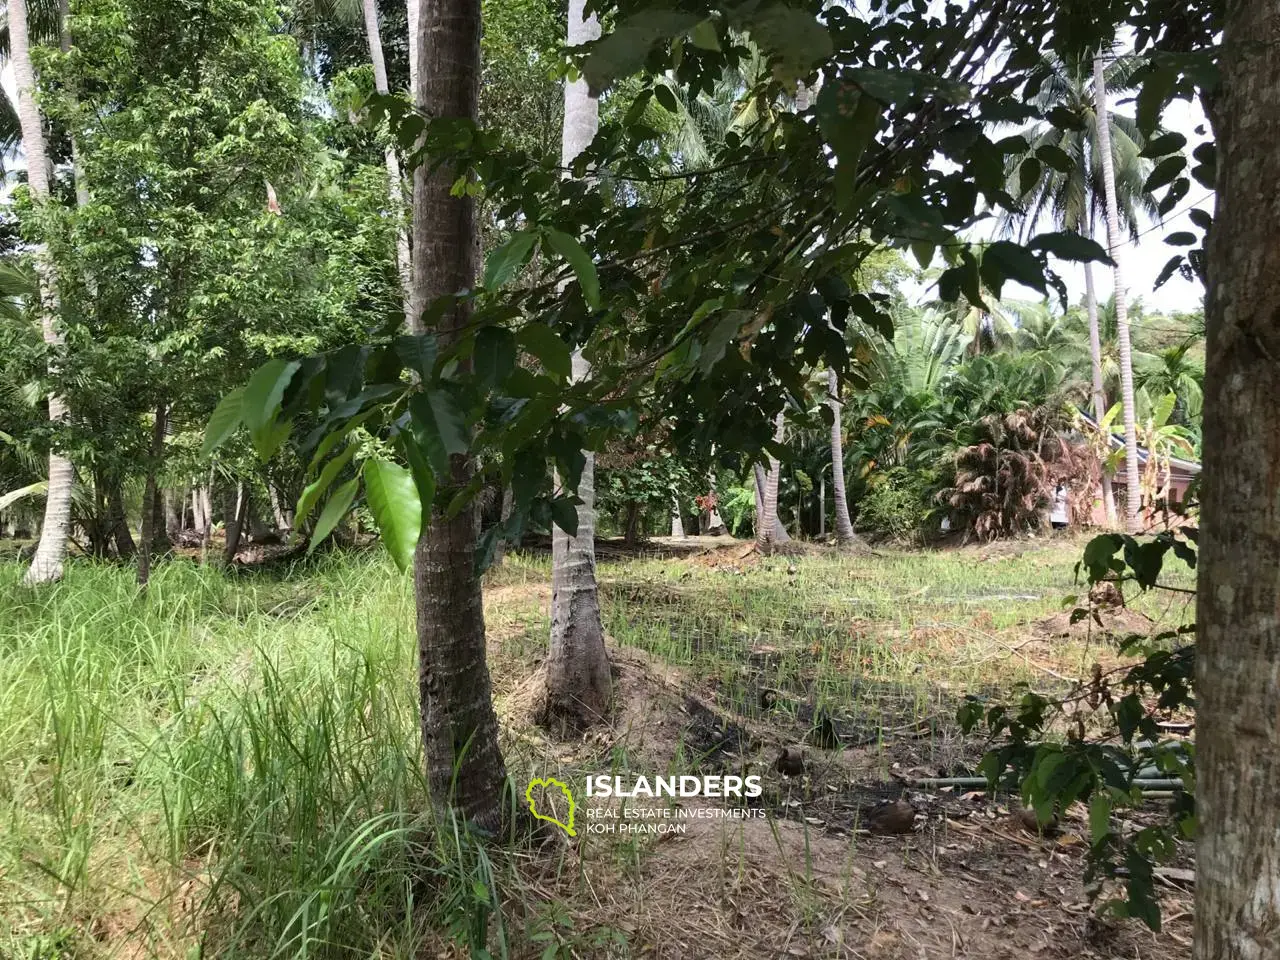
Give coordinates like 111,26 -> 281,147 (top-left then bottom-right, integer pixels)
16,0 -> 75,586
757,411 -> 787,551
1195,4 -> 1280,956
411,0 -> 508,832
1082,219 -> 1118,529
827,368 -> 860,547
137,406 -> 167,587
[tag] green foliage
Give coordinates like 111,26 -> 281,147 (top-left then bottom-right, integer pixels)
958,529 -> 1197,930
854,467 -> 931,543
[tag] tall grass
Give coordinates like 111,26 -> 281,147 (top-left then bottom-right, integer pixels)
0,555 -> 511,959
0,539 -> 1195,958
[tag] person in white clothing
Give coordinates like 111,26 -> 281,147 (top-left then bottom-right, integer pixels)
1050,482 -> 1070,531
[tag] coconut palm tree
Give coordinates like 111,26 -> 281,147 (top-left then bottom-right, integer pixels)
827,368 -> 859,546
1002,53 -> 1158,529
12,0 -> 76,585
756,410 -> 787,552
0,0 -> 64,174
1093,52 -> 1144,531
543,0 -> 610,727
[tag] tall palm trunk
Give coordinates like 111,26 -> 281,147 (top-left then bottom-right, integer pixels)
756,411 -> 786,552
1092,55 -> 1142,533
753,462 -> 789,542
411,0 -> 507,830
16,0 -> 74,586
1082,214 -> 1118,528
827,369 -> 859,546
544,0 -> 609,727
361,0 -> 413,329
1195,2 -> 1280,951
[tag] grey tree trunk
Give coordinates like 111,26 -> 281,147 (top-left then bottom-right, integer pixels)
107,481 -> 136,558
361,0 -> 414,329
16,0 -> 75,586
827,369 -> 859,547
756,412 -> 787,552
224,483 -> 247,565
753,462 -> 789,542
670,498 -> 685,539
137,406 -> 167,588
1081,204 -> 1119,528
164,489 -> 182,541
406,0 -> 420,92
411,0 -> 508,831
1092,56 -> 1142,533
543,0 -> 610,728
1195,7 -> 1280,956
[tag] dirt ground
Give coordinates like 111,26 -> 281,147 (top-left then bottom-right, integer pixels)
496,640 -> 1192,960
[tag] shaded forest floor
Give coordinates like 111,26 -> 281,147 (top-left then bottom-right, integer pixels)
0,536 -> 1196,959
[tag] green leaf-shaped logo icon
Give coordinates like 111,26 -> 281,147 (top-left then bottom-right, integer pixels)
525,777 -> 576,837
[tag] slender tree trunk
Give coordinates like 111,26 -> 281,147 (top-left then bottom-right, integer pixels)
543,0 -> 610,728
492,485 -> 514,565
827,368 -> 861,547
818,472 -> 826,539
1092,56 -> 1142,533
137,406 -> 167,588
411,0 -> 508,831
546,353 -> 610,725
362,0 -> 414,329
757,411 -> 787,552
17,0 -> 74,585
406,0 -> 420,92
164,489 -> 182,541
1082,214 -> 1118,528
223,483 -> 247,565
754,462 -> 790,542
1195,7 -> 1280,955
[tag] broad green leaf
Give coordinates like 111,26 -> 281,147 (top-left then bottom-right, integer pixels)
308,477 -> 359,554
202,387 -> 245,455
398,430 -> 437,508
1145,155 -> 1187,193
815,80 -> 881,209
981,241 -> 1045,297
550,496 -> 579,538
395,333 -> 438,381
408,390 -> 470,476
733,5 -> 832,85
1017,156 -> 1042,197
364,459 -> 421,573
517,323 -> 572,380
1139,132 -> 1186,159
308,408 -> 378,472
581,9 -> 702,95
653,83 -> 679,113
474,326 -> 517,389
690,19 -> 719,51
542,229 -> 600,310
295,443 -> 358,533
242,359 -> 300,435
484,231 -> 538,290
1026,231 -> 1112,264
254,418 -> 293,462
1035,144 -> 1072,172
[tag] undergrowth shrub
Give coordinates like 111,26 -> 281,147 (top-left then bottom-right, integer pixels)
854,468 -> 932,542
